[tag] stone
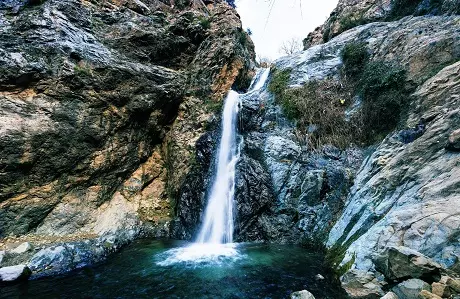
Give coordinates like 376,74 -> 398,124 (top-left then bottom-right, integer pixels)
381,292 -> 399,299
0,251 -> 4,265
315,274 -> 325,280
431,282 -> 450,298
124,0 -> 150,15
291,290 -> 316,299
11,242 -> 33,254
446,277 -> 460,293
392,279 -> 431,299
373,246 -> 442,281
0,265 -> 31,282
418,290 -> 442,299
446,129 -> 460,151
326,61 -> 460,289
341,269 -> 385,298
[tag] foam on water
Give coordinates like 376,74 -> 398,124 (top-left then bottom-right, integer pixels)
156,243 -> 244,267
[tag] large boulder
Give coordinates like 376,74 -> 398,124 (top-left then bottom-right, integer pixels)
373,246 -> 442,281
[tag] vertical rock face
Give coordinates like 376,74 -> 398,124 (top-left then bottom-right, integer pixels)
0,0 -> 254,277
277,0 -> 460,295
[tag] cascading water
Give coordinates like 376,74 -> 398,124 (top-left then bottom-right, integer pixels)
197,67 -> 270,244
157,68 -> 270,265
196,90 -> 240,244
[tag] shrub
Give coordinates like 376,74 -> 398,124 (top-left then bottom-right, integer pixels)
341,42 -> 370,77
358,61 -> 408,141
268,67 -> 291,98
198,16 -> 211,30
387,0 -> 423,19
269,68 -> 357,149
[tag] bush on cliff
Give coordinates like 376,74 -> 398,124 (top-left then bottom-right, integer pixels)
267,43 -> 411,148
269,68 -> 356,149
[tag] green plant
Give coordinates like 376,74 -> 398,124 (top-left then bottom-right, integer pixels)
198,16 -> 211,30
268,67 -> 291,98
269,68 -> 357,149
238,30 -> 249,48
387,0 -> 422,19
73,63 -> 93,78
341,42 -> 370,77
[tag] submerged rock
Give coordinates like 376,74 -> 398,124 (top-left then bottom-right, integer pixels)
291,290 -> 316,299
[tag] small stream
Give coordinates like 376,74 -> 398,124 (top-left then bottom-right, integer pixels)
0,239 -> 347,299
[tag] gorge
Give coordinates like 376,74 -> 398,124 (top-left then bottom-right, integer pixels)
1,0 -> 460,298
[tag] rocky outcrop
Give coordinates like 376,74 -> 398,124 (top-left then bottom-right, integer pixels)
327,59 -> 460,297
303,0 -> 460,49
0,0 -> 254,278
239,6 -> 460,298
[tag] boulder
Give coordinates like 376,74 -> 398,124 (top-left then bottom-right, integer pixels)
11,242 -> 33,254
431,282 -> 450,298
291,290 -> 316,299
0,264 -> 31,282
446,277 -> 460,293
381,292 -> 399,299
446,129 -> 460,151
373,246 -> 442,281
341,269 -> 385,298
418,290 -> 441,299
392,279 -> 431,299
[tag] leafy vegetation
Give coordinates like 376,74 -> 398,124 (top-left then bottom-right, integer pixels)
338,14 -> 366,34
358,61 -> 409,141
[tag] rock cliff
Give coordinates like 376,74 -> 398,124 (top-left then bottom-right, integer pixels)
0,0 -> 254,278
234,3 -> 460,298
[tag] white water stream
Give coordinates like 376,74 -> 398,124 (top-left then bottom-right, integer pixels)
197,68 -> 270,244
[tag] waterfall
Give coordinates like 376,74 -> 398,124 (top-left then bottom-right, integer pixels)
196,68 -> 270,244
156,69 -> 270,266
196,90 -> 240,244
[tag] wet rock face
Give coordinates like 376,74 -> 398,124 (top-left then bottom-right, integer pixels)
233,86 -> 363,244
0,0 -> 255,271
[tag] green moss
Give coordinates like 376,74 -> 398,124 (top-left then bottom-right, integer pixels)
74,64 -> 92,78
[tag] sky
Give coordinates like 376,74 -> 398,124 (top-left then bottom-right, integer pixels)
235,0 -> 339,60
